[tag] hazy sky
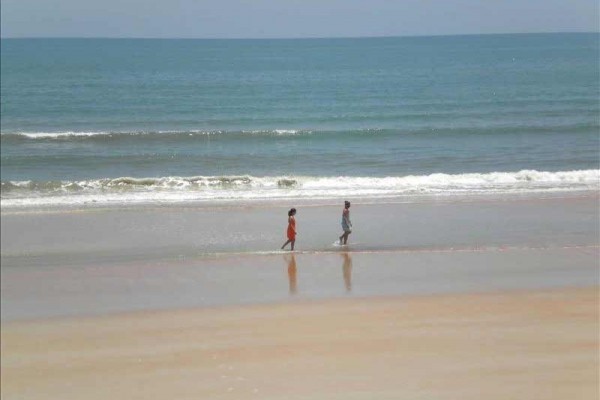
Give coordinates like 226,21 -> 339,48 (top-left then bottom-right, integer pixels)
1,0 -> 598,39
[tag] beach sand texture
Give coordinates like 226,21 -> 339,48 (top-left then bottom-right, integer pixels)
2,287 -> 598,400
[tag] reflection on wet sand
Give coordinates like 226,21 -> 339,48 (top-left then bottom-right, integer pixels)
285,252 -> 353,295
342,252 -> 352,292
285,254 -> 297,295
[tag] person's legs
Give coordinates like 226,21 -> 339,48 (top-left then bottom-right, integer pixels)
291,240 -> 295,251
281,239 -> 291,249
343,231 -> 351,245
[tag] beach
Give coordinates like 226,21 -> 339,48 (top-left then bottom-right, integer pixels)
1,194 -> 599,320
2,192 -> 599,399
2,34 -> 599,399
2,287 -> 597,400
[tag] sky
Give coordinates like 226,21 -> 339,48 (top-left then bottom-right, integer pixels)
1,0 -> 598,39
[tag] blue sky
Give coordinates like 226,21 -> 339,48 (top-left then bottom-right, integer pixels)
1,0 -> 598,38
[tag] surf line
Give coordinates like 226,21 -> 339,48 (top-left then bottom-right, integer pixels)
189,244 -> 600,259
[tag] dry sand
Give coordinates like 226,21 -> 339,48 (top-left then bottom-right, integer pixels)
2,286 -> 598,400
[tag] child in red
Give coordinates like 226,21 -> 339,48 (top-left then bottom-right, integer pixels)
281,208 -> 297,251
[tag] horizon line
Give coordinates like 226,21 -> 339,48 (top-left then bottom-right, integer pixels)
1,31 -> 598,40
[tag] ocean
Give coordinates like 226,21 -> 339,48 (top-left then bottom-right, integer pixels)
1,33 -> 599,208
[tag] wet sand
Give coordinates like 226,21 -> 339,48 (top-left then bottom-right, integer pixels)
2,287 -> 598,400
2,246 -> 598,321
2,193 -> 598,398
2,193 -> 598,267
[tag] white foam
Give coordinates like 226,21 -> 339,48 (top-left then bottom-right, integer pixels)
1,169 -> 598,208
1,129 -> 313,139
4,131 -> 115,139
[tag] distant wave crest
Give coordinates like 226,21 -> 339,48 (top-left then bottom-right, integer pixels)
0,129 -> 315,141
1,169 -> 598,208
3,123 -> 596,142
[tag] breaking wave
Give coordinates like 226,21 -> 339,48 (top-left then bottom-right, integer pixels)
1,169 -> 598,208
2,123 -> 596,142
0,129 -> 314,142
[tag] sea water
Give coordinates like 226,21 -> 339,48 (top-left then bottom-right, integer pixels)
1,33 -> 599,208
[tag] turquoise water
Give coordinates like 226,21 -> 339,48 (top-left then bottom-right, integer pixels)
1,33 -> 598,207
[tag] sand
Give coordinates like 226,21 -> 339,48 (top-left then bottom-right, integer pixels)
3,193 -> 598,267
2,246 -> 598,321
2,287 -> 598,400
2,193 -> 598,398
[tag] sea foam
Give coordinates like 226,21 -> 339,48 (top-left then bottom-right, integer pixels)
1,169 -> 598,208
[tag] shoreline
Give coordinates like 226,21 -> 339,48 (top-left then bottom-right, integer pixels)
1,188 -> 597,215
2,192 -> 597,263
